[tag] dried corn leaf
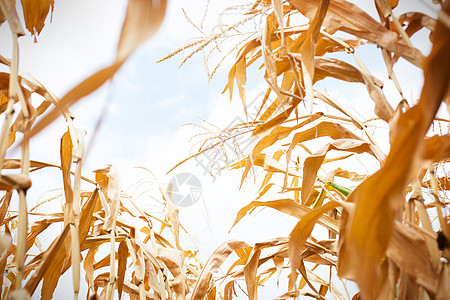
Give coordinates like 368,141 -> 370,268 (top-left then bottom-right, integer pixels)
25,213 -> 63,253
60,130 -> 73,210
289,0 -> 423,67
154,243 -> 187,299
301,138 -> 377,203
253,113 -> 322,156
117,241 -> 128,300
0,190 -> 12,225
284,121 -> 361,188
338,3 -> 450,297
230,199 -> 338,234
116,0 -> 166,62
397,12 -> 436,42
20,0 -> 54,38
0,2 -> 5,25
386,222 -> 437,293
423,134 -> 450,165
262,15 -> 280,95
437,263 -> 450,299
24,224 -> 70,295
244,248 -> 261,300
163,191 -> 181,249
190,240 -> 249,300
256,183 -> 275,200
224,280 -> 236,300
335,168 -> 367,181
272,0 -> 285,51
94,165 -> 121,231
299,0 -> 329,111
289,201 -> 338,285
0,0 -> 25,35
243,237 -> 288,299
236,58 -> 247,114
227,247 -> 252,275
253,103 -> 297,137
84,246 -> 99,292
291,55 -> 394,122
79,188 -> 99,242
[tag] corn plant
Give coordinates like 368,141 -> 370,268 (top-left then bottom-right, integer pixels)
165,0 -> 450,299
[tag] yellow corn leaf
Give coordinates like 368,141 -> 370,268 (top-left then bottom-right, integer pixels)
144,259 -> 162,296
437,263 -> 450,299
423,134 -> 450,165
386,222 -> 437,293
335,168 -> 367,181
24,224 -> 70,296
299,0 -> 329,112
272,256 -> 284,286
388,0 -> 398,8
289,201 -> 339,286
262,15 -> 280,96
163,191 -> 181,249
230,199 -> 338,234
93,254 -> 111,270
289,0 -> 423,67
0,232 -> 11,256
28,189 -> 99,298
316,38 -> 362,56
20,0 -> 54,38
154,244 -> 187,299
117,241 -> 128,300
116,0 -> 166,61
236,57 -> 247,115
190,241 -> 250,300
2,158 -> 58,172
422,176 -> 450,190
25,213 -> 63,254
301,138 -> 377,203
60,131 -> 73,205
259,150 -> 284,190
224,280 -> 236,300
243,238 -> 287,300
311,57 -> 384,88
292,55 -> 394,122
227,247 -> 252,275
84,246 -> 99,292
253,113 -> 322,155
338,3 -> 450,297
244,113 -> 322,185
0,2 -> 5,25
0,0 -> 25,35
94,165 -> 121,231
259,96 -> 278,122
0,94 -> 8,115
256,183 -> 275,200
252,102 -> 297,136
244,248 -> 261,300
78,188 -> 99,242
0,190 -> 12,225
206,286 -> 217,300
284,121 -> 361,188
396,12 -> 435,42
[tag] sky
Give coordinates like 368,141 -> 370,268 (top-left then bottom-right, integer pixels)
0,0 -> 443,299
